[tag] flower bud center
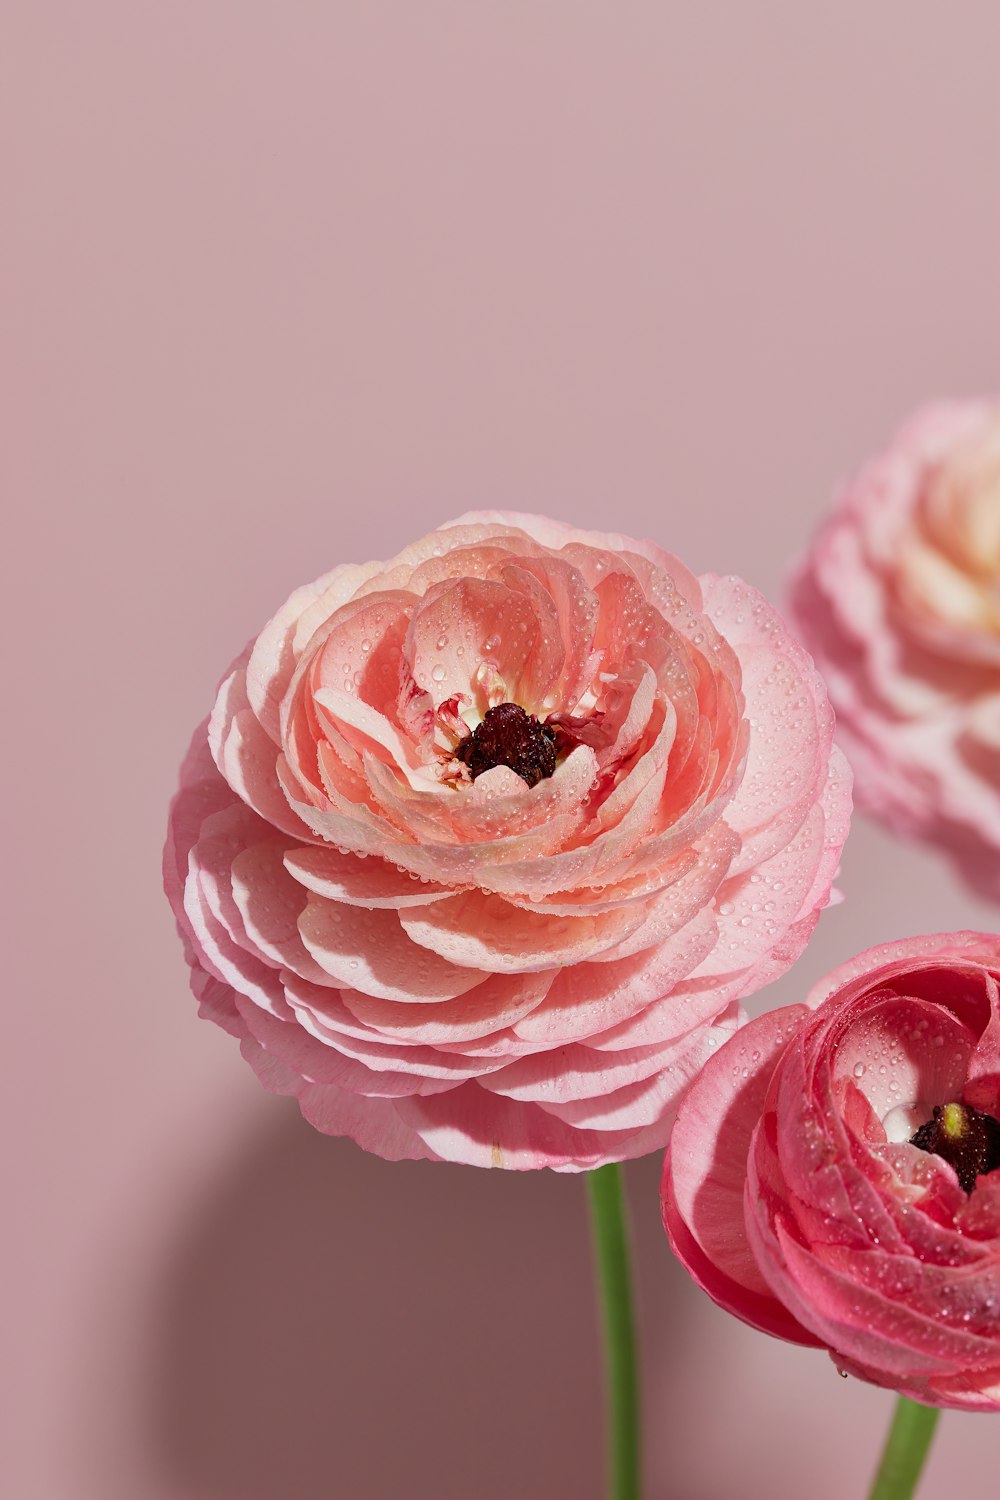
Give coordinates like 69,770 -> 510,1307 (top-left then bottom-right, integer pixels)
909,1101 -> 1000,1194
456,702 -> 557,788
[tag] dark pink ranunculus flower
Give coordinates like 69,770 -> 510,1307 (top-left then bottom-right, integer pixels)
662,932 -> 1000,1409
791,400 -> 1000,899
164,513 -> 849,1170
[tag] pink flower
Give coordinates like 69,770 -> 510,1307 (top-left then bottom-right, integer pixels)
164,512 -> 849,1170
792,400 -> 1000,899
662,932 -> 1000,1410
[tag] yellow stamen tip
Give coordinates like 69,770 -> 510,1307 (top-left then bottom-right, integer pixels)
941,1102 -> 967,1141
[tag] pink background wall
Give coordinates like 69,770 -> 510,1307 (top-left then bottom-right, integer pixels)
7,4 -> 1000,1495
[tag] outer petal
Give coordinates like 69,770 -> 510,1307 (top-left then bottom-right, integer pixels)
661,1007 -> 821,1345
298,899 -> 488,1001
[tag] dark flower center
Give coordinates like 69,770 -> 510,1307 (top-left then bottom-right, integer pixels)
909,1101 -> 1000,1194
455,702 -> 557,788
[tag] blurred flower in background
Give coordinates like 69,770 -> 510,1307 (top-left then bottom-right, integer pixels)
792,400 -> 1000,900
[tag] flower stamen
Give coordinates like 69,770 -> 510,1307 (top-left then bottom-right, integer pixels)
909,1101 -> 1000,1193
455,702 -> 557,788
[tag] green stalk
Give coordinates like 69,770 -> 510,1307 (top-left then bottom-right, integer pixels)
586,1163 -> 640,1500
867,1397 -> 941,1500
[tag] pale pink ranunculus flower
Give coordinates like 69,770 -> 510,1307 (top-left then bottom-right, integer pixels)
164,513 -> 850,1170
661,932 -> 1000,1410
792,400 -> 1000,899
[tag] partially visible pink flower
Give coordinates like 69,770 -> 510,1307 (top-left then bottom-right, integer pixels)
792,400 -> 1000,899
662,932 -> 1000,1410
165,512 -> 849,1170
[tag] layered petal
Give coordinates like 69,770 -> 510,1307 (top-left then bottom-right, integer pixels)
166,511 -> 848,1170
663,932 -> 1000,1409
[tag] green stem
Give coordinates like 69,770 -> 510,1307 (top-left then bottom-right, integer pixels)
586,1163 -> 640,1500
867,1397 -> 941,1500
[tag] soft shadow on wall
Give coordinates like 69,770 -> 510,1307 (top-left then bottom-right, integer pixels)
144,1117 -> 687,1500
88,809 -> 998,1500
81,1099 -> 919,1500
